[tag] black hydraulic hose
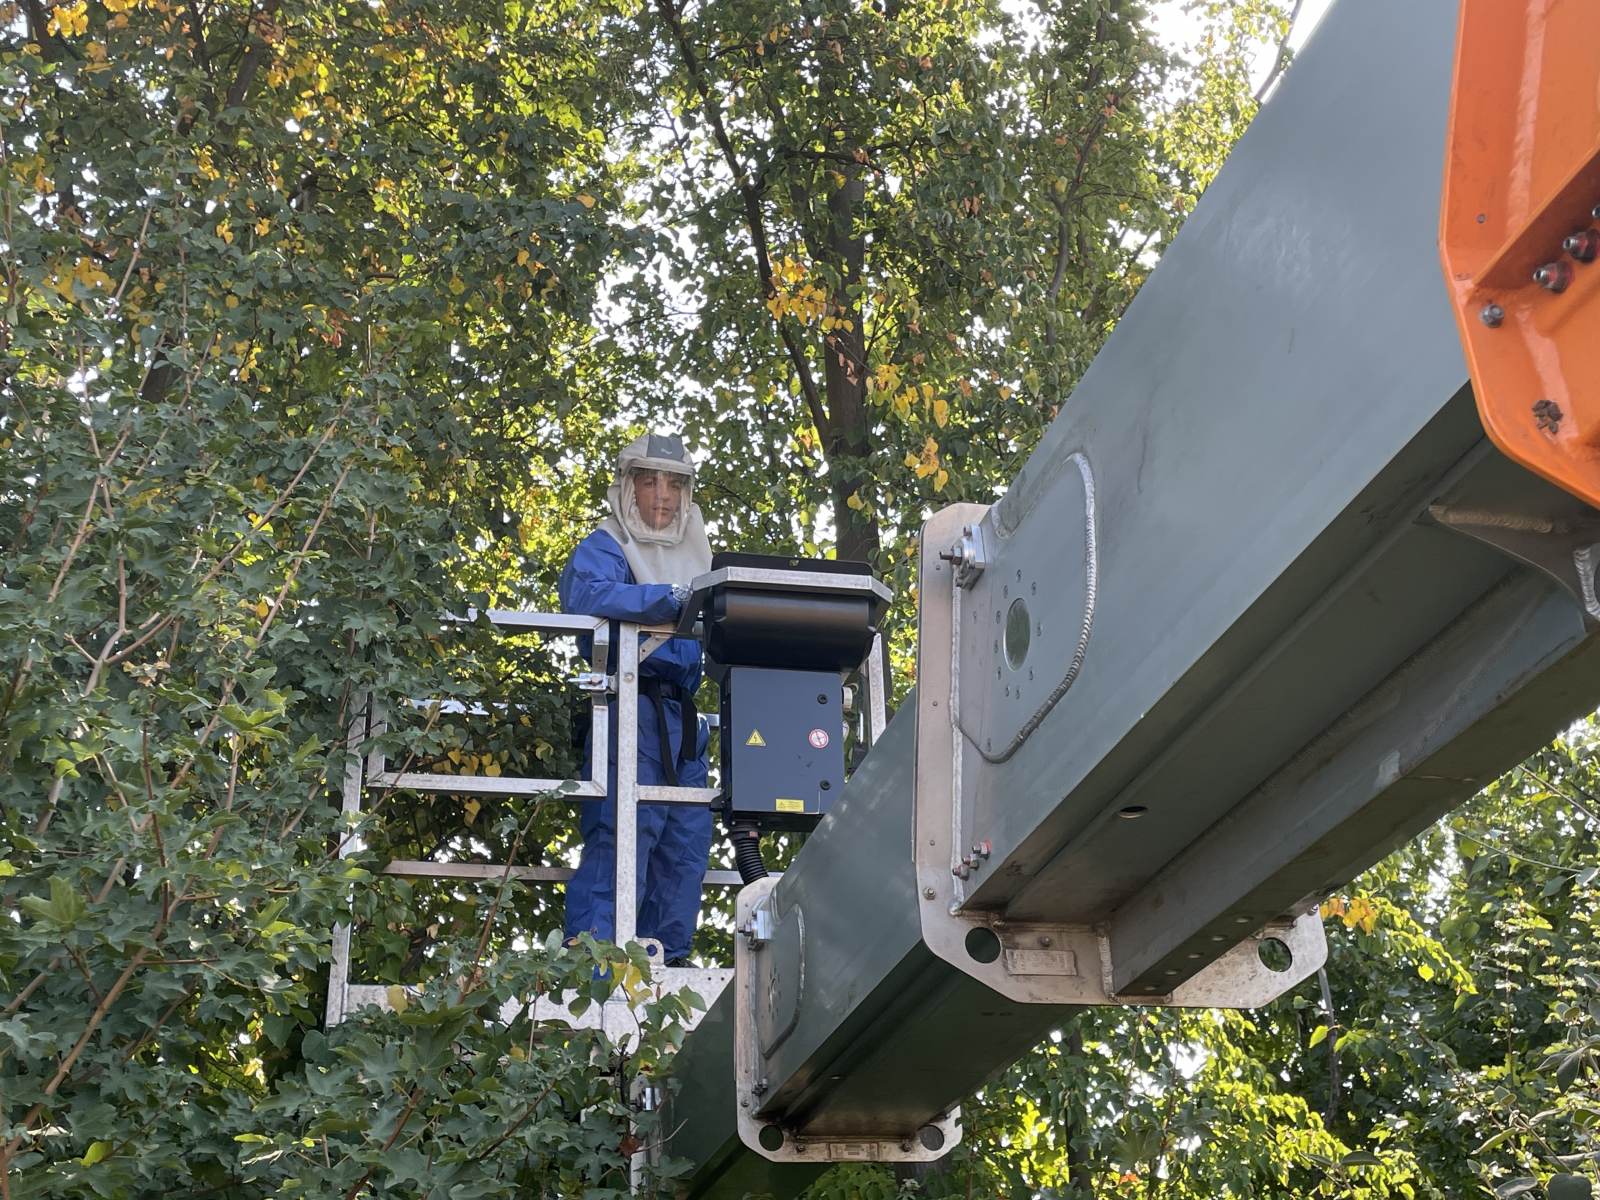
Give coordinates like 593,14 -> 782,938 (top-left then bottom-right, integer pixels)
730,822 -> 769,884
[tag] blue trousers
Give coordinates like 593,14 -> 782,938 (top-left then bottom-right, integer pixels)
564,797 -> 714,960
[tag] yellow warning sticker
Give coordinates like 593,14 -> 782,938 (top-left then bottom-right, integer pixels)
775,798 -> 805,813
746,729 -> 766,746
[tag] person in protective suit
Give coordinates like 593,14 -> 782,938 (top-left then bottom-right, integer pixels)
560,432 -> 713,966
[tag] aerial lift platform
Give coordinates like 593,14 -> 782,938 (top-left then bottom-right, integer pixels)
650,0 -> 1600,1194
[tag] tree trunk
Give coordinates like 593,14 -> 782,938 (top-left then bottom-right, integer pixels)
1065,1025 -> 1095,1198
1318,966 -> 1341,1126
821,173 -> 879,566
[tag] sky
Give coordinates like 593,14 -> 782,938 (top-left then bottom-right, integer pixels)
1150,0 -> 1340,96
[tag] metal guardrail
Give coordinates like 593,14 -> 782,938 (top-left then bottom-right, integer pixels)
325,608 -> 885,1027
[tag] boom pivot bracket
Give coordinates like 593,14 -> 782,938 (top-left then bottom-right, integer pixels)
732,878 -> 961,1163
913,504 -> 1328,1007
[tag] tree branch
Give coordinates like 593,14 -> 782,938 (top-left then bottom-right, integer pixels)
1254,0 -> 1306,104
652,0 -> 831,438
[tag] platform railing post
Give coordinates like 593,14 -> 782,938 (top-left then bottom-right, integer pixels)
615,624 -> 639,949
325,692 -> 368,1028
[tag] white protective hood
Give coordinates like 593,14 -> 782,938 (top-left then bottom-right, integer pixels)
597,432 -> 713,587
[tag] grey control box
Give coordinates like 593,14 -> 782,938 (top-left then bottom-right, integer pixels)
719,666 -> 842,830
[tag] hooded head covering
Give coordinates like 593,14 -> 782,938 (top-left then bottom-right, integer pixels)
597,432 -> 713,587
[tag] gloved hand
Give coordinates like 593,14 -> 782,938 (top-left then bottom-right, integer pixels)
671,583 -> 692,605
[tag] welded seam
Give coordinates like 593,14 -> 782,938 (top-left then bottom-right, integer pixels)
962,452 -> 1098,764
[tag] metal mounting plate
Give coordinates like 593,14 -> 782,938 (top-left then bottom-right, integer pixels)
733,879 -> 960,1162
913,505 -> 1328,1007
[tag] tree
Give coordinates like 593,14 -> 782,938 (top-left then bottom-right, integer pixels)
0,0 -> 701,1191
624,0 -> 1260,618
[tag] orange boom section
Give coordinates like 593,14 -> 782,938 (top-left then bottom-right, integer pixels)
1440,0 -> 1600,508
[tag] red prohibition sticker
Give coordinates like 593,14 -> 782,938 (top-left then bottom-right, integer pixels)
808,728 -> 830,749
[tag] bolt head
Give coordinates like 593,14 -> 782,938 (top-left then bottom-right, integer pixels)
1478,303 -> 1504,328
1535,260 -> 1573,292
1565,229 -> 1600,262
923,887 -> 936,900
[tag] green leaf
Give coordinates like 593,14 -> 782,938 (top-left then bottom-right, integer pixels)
1307,1024 -> 1328,1048
1475,1128 -> 1519,1155
253,897 -> 288,929
1498,1179 -> 1541,1200
1559,1052 -> 1584,1091
79,1141 -> 113,1166
1340,1151 -> 1381,1166
1549,1175 -> 1593,1200
17,876 -> 88,929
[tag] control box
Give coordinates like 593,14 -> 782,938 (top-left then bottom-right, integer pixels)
719,666 -> 843,830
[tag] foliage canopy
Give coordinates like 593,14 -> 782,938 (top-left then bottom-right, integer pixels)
9,0 -> 1600,1199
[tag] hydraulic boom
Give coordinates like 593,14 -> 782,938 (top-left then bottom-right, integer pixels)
662,0 -> 1600,1194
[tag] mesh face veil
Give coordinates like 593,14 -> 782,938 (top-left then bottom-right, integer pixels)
598,432 -> 713,587
620,464 -> 693,546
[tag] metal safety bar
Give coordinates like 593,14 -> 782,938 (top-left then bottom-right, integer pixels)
325,610 -> 887,1027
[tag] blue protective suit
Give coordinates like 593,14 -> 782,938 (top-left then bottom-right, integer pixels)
559,529 -> 713,960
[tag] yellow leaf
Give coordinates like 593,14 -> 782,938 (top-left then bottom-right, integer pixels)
255,218 -> 270,236
935,469 -> 948,492
933,398 -> 949,427
385,984 -> 408,1014
225,295 -> 239,309
516,249 -> 529,266
576,193 -> 596,208
999,385 -> 1013,401
846,491 -> 864,510
484,762 -> 501,777
254,600 -> 269,618
47,2 -> 87,35
463,798 -> 481,823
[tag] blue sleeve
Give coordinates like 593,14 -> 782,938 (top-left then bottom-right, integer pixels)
559,532 -> 681,625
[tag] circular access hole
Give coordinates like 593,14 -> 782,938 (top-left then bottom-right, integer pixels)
1118,806 -> 1148,819
919,1124 -> 947,1152
1004,598 -> 1031,671
964,927 -> 1002,964
1258,937 -> 1293,973
758,1125 -> 785,1152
